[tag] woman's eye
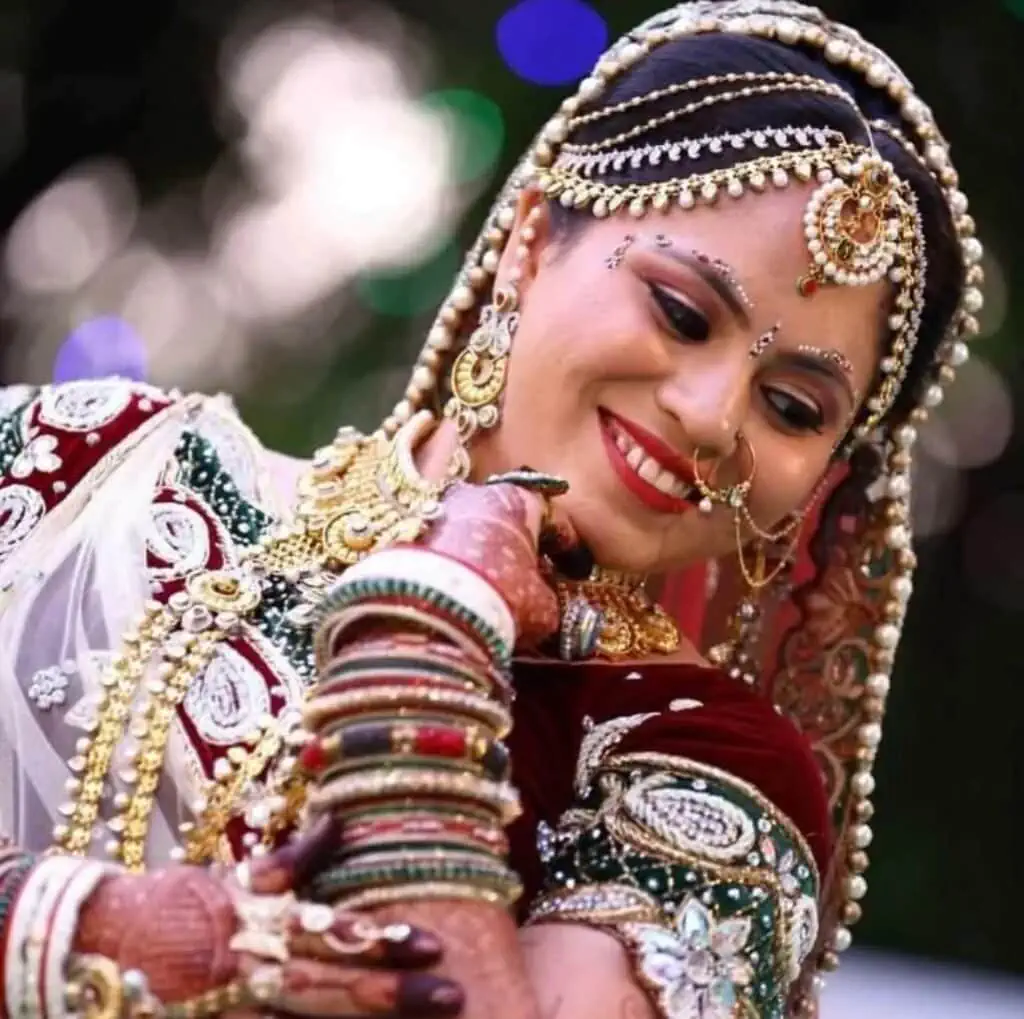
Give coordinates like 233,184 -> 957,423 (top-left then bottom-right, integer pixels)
647,283 -> 710,343
762,387 -> 825,433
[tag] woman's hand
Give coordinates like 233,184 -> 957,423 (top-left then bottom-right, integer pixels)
72,819 -> 464,1018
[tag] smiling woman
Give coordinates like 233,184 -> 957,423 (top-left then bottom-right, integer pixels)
0,4 -> 979,1019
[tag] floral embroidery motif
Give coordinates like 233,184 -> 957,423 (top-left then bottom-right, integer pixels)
10,434 -> 63,480
27,665 -> 71,710
624,897 -> 754,1019
37,378 -> 135,432
0,484 -> 46,562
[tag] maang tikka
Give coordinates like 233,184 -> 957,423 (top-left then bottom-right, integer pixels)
445,206 -> 542,446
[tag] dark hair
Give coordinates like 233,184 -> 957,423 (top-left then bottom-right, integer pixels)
548,34 -> 965,432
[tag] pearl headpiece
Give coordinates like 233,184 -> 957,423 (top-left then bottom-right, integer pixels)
384,5 -> 983,1012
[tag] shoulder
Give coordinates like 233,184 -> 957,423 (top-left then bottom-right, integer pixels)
0,378 -> 289,570
572,661 -> 831,872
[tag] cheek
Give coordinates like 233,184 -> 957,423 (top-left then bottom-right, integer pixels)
748,441 -> 830,525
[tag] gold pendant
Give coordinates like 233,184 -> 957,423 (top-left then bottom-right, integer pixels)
556,569 -> 680,661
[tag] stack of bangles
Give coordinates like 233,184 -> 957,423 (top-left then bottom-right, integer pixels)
303,547 -> 523,910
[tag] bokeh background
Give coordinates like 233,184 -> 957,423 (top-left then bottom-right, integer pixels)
0,0 -> 1021,1013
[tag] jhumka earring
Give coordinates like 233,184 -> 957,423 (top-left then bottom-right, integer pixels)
445,207 -> 542,447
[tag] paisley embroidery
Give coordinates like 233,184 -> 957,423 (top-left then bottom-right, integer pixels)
576,712 -> 659,797
37,378 -> 134,431
0,484 -> 46,562
10,435 -> 63,480
148,502 -> 211,576
623,777 -> 758,864
184,644 -> 272,746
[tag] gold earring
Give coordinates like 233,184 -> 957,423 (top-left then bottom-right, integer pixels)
444,207 -> 541,446
446,285 -> 519,442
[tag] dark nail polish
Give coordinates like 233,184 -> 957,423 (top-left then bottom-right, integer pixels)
284,814 -> 343,888
398,974 -> 464,1017
385,928 -> 443,966
553,544 -> 594,580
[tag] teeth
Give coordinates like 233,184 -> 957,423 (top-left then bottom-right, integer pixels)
607,418 -> 692,498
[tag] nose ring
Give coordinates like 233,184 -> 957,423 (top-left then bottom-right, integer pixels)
692,433 -> 757,515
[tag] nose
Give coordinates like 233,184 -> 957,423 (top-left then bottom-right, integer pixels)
654,356 -> 748,462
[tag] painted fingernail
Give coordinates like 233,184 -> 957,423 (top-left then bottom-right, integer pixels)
386,928 -> 443,966
398,974 -> 464,1017
282,815 -> 343,888
552,543 -> 595,580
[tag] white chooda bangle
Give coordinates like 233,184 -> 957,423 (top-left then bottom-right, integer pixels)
44,860 -> 113,1019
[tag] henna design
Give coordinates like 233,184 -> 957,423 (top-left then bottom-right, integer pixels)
73,866 -> 238,1003
416,483 -> 561,647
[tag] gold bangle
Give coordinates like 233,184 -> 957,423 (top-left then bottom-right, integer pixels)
309,768 -> 521,823
304,686 -> 512,737
334,880 -> 517,911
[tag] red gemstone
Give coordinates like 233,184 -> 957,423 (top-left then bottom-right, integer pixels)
414,726 -> 467,758
298,738 -> 330,773
798,276 -> 819,297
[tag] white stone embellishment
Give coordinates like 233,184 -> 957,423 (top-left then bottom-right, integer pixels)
624,778 -> 757,863
0,385 -> 36,419
27,665 -> 71,710
10,434 -> 63,480
38,379 -> 133,432
148,502 -> 211,576
784,893 -> 820,982
623,897 -> 755,1019
184,644 -> 271,746
576,712 -> 660,797
0,484 -> 46,562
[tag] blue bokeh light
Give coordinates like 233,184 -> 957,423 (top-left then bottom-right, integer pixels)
497,0 -> 609,87
53,316 -> 147,384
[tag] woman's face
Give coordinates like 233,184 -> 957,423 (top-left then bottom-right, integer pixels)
467,186 -> 890,574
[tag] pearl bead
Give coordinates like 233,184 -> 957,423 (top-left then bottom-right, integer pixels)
886,474 -> 910,499
852,824 -> 874,849
451,285 -> 476,311
893,424 -> 917,448
846,875 -> 868,900
963,287 -> 984,314
393,400 -> 413,425
923,384 -> 944,408
824,40 -> 850,62
945,340 -> 969,367
578,77 -> 603,101
832,927 -> 853,952
890,575 -> 913,602
875,623 -> 900,648
497,207 -> 516,230
961,237 -> 983,265
852,772 -> 876,797
858,723 -> 882,748
866,672 -> 891,697
885,525 -> 909,550
544,117 -> 569,144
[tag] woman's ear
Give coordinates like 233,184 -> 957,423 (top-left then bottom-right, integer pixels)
493,186 -> 554,299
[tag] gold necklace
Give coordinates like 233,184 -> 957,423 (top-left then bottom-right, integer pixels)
555,568 -> 681,660
55,414 -> 449,870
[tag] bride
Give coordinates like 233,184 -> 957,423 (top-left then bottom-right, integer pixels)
0,3 -> 980,1019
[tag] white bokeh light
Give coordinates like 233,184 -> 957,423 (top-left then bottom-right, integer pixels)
4,159 -> 138,295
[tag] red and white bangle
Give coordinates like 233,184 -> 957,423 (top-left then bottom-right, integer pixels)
4,857 -> 113,1019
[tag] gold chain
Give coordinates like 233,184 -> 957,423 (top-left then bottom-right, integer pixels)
53,417 -> 447,870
